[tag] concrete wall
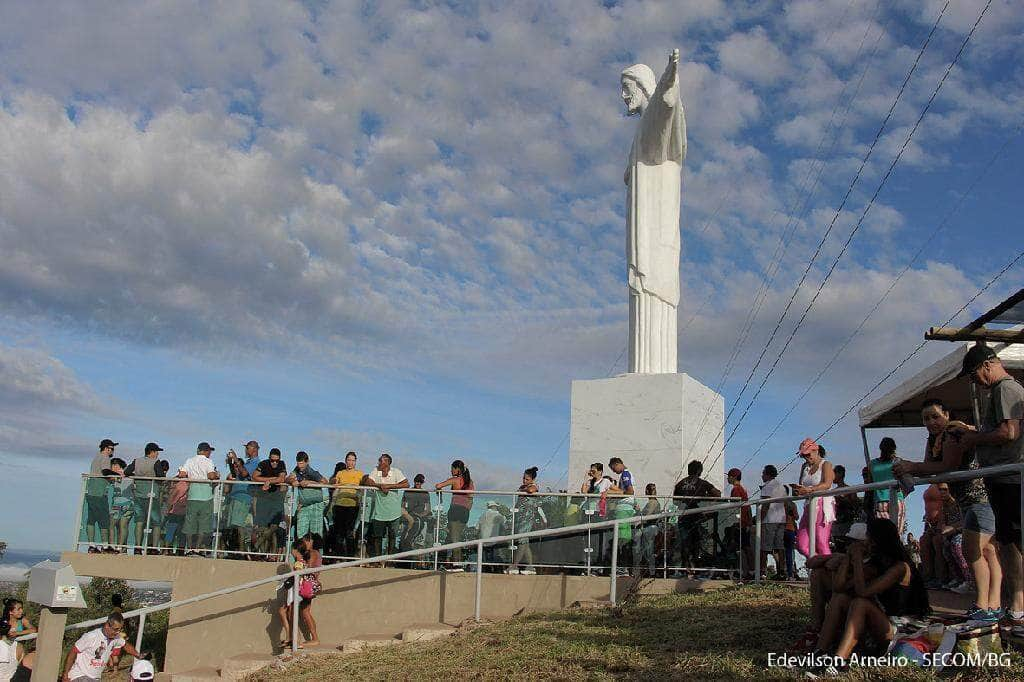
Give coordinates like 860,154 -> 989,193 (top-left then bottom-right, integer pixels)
62,553 -> 622,673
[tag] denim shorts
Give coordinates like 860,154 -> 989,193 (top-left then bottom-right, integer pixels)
962,503 -> 996,535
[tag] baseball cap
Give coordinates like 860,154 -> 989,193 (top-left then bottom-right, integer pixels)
727,468 -> 742,479
846,522 -> 868,541
197,442 -> 215,452
797,438 -> 819,457
99,439 -> 119,449
959,343 -> 997,378
131,659 -> 155,680
145,442 -> 164,454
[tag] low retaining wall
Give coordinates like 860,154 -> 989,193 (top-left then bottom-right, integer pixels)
63,553 -> 693,672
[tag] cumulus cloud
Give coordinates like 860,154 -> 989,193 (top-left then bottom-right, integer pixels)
0,0 -> 1020,417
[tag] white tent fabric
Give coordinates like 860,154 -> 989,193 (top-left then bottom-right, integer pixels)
858,341 -> 1024,429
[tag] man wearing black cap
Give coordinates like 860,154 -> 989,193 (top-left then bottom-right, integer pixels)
177,442 -> 220,554
125,443 -> 166,553
84,439 -> 118,549
949,343 -> 1024,630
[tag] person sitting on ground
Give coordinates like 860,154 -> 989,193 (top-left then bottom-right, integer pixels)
0,603 -> 26,682
278,533 -> 322,649
1,599 -> 34,639
893,395 -> 1003,622
61,613 -> 143,682
816,519 -> 929,660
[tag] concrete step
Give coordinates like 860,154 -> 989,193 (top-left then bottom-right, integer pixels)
400,623 -> 456,643
220,653 -> 278,681
168,666 -> 220,681
338,634 -> 401,653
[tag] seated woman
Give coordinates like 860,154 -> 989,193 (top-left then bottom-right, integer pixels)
817,518 -> 929,658
794,524 -> 874,652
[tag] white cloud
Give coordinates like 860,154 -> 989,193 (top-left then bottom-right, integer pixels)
717,27 -> 790,85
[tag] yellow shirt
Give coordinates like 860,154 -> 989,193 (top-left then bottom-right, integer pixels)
332,469 -> 364,507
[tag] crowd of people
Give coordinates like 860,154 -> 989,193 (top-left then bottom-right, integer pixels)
785,342 -> 1024,661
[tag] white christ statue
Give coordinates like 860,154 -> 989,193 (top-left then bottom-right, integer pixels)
621,49 -> 686,374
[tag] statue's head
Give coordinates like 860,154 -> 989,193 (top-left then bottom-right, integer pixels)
620,63 -> 656,116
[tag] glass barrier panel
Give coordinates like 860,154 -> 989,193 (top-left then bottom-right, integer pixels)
465,492 -> 517,572
527,493 -> 588,573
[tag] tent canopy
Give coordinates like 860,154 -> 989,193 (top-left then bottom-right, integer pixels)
858,341 -> 1024,429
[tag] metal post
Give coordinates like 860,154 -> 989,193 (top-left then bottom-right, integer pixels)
609,522 -> 619,604
970,382 -> 982,426
358,488 -> 367,559
859,426 -> 871,467
509,494 -> 518,570
662,513 -> 669,579
808,495 -> 817,560
433,491 -> 441,572
135,611 -> 146,651
142,482 -> 156,553
584,509 -> 593,575
284,487 -> 297,562
72,476 -> 86,551
211,482 -> 222,559
1019,464 -> 1024,562
736,508 -> 743,579
291,576 -> 300,654
475,540 -> 483,622
754,504 -> 762,583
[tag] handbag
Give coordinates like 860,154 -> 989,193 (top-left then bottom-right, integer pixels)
299,575 -> 321,600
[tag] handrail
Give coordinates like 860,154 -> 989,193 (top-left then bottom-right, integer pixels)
76,473 -> 729,500
33,461 -> 1024,646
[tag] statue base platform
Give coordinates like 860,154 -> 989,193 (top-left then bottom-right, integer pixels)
568,373 -> 725,496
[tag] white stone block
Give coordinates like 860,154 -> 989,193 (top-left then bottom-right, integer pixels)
568,373 -> 725,497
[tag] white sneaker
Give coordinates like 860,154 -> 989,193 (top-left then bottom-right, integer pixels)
504,568 -> 520,575
519,568 -> 536,575
446,567 -> 464,573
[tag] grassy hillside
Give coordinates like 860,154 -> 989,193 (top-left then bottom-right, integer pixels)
250,583 -> 1023,681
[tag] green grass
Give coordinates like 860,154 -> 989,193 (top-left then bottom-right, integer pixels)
250,584 -> 1024,681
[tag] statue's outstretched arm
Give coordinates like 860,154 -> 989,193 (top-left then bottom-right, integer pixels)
656,48 -> 679,105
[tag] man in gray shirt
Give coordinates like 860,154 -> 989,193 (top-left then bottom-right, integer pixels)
84,439 -> 117,550
951,344 -> 1024,630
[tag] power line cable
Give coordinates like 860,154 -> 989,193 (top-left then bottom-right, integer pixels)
772,246 -> 1024,479
676,4 -> 889,472
737,118 -> 1024,472
704,0 -> 982,473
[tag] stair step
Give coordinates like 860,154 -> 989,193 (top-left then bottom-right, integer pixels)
169,666 -> 221,681
220,653 -> 278,681
400,624 -> 456,642
339,634 -> 401,652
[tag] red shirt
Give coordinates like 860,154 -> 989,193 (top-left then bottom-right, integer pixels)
732,483 -> 752,528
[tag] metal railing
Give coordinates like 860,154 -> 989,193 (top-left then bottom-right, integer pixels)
72,474 -> 741,575
26,462 -> 1024,658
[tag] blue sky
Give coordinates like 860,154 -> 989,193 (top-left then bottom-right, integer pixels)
1,0 -> 1022,549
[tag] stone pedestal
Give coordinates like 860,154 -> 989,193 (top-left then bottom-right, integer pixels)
568,373 -> 725,497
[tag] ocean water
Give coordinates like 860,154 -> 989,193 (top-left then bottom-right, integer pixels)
0,548 -> 61,582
